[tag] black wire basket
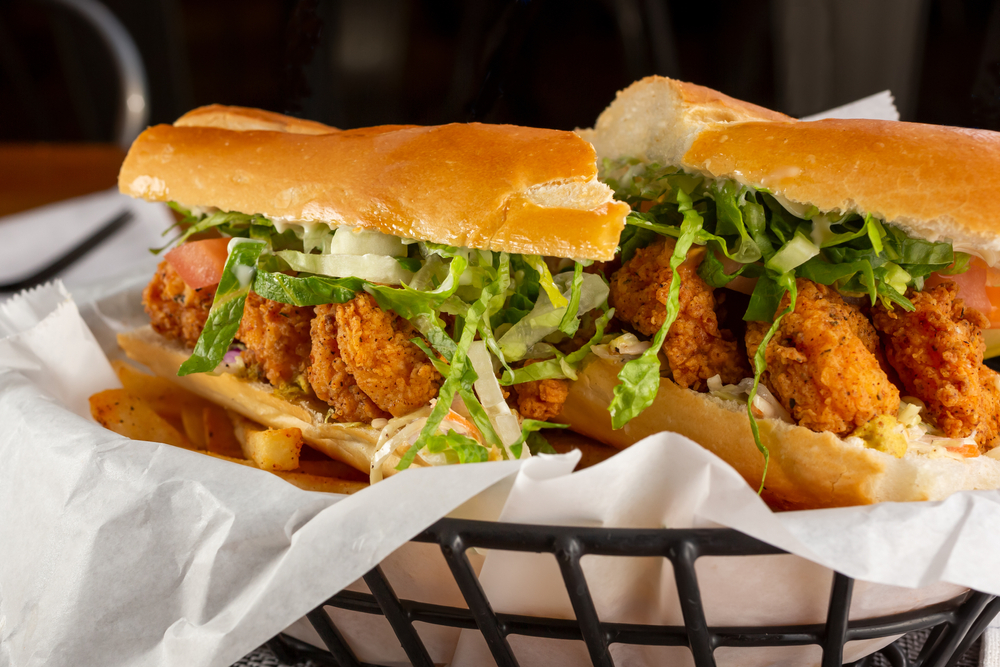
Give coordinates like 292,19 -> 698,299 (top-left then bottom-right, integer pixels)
265,518 -> 1000,667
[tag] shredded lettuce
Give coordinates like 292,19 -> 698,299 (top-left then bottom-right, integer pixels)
510,419 -> 568,459
396,296 -> 487,470
746,273 -> 797,493
422,430 -> 491,464
500,308 -> 613,385
497,272 -> 608,361
609,189 -> 703,428
252,272 -> 364,306
178,240 -> 266,376
525,255 -> 568,309
557,261 -> 585,337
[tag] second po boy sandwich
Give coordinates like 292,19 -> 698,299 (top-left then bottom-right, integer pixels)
116,105 -> 629,482
562,77 -> 1000,508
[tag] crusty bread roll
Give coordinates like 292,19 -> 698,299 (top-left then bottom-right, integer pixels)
578,75 -> 1000,259
567,77 -> 1000,508
558,356 -> 1000,509
119,107 -> 630,261
118,326 -> 412,478
175,104 -> 339,135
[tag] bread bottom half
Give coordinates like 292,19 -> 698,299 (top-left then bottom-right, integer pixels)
117,326 -> 409,477
557,355 -> 1000,509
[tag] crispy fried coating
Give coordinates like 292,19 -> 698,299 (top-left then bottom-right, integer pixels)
977,365 -> 1000,451
513,361 -> 570,420
872,281 -> 989,439
746,279 -> 899,436
237,292 -> 314,387
334,293 -> 443,417
142,260 -> 216,348
307,304 -> 389,423
609,237 -> 748,390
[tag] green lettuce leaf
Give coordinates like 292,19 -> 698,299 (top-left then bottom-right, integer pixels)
178,240 -> 266,376
557,262 -> 585,337
423,430 -> 491,464
500,307 -> 613,385
252,272 -> 365,306
510,419 -> 568,459
745,272 -> 797,493
609,189 -> 704,429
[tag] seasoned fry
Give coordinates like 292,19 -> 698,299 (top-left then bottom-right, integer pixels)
181,405 -> 207,449
112,359 -> 211,419
203,405 -> 243,458
89,389 -> 192,449
246,428 -> 304,471
203,452 -> 367,494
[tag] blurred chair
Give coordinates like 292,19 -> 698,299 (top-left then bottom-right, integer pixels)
0,0 -> 149,147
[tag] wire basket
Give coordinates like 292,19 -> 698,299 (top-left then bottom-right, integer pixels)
266,518 -> 1000,667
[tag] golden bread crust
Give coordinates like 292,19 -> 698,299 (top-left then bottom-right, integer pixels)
175,104 -> 338,134
116,326 -> 411,478
557,356 -> 1000,509
582,75 -> 1000,260
119,118 -> 629,260
685,119 -> 1000,255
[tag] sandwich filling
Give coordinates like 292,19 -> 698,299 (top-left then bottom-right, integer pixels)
144,204 -> 612,476
144,157 -> 1000,486
597,158 -> 1000,485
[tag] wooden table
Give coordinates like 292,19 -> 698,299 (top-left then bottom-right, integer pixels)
0,143 -> 125,217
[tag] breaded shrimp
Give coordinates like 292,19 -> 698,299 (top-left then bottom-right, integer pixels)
142,260 -> 216,348
237,292 -> 314,388
873,281 -> 988,439
746,279 -> 899,436
308,304 -> 389,423
513,361 -> 570,420
977,365 -> 1000,451
609,237 -> 748,390
334,293 -> 443,417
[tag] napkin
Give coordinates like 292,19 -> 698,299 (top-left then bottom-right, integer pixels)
0,188 -> 172,296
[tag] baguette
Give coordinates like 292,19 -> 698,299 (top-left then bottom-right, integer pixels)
565,77 -> 1000,509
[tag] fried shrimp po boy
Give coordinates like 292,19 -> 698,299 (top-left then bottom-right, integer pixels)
118,105 -> 629,482
560,77 -> 1000,509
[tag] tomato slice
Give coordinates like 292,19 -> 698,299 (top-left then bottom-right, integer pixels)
165,238 -> 231,289
926,258 -> 1000,328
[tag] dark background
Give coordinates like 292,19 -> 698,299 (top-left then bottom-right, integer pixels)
1,0 -> 999,142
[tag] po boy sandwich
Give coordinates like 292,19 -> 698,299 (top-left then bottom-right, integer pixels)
117,105 -> 630,482
560,77 -> 1000,509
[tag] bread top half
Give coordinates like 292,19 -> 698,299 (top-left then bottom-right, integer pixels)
579,76 -> 1000,261
119,106 -> 631,261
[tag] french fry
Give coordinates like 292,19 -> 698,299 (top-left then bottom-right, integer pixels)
203,405 -> 243,458
246,428 -> 303,471
204,452 -> 367,494
112,360 -> 211,419
227,410 -> 262,457
180,405 -> 207,449
89,389 -> 192,449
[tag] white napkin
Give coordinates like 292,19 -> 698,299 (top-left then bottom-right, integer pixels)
0,188 -> 173,295
799,90 -> 900,121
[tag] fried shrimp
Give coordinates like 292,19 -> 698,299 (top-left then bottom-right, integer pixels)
308,305 -> 389,423
334,293 -> 443,417
610,237 -> 748,390
513,361 -> 570,420
142,260 -> 216,348
746,278 -> 900,436
872,281 -> 989,440
977,365 -> 1000,451
237,292 -> 314,388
